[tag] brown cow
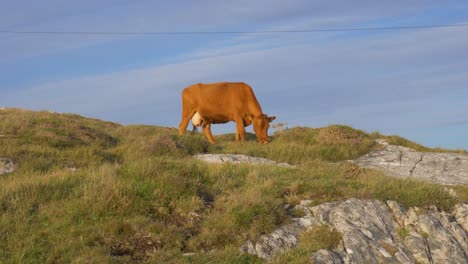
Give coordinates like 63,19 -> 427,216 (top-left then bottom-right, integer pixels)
178,82 -> 275,144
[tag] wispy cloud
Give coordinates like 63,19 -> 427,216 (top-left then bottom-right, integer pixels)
3,21 -> 467,130
0,1 -> 455,61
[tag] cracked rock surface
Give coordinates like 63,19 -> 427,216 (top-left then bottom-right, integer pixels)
352,139 -> 468,185
194,154 -> 294,167
241,199 -> 468,263
0,158 -> 15,175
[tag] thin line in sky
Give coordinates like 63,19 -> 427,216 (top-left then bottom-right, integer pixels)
1,23 -> 468,35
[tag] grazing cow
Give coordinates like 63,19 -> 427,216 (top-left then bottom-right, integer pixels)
178,82 -> 275,144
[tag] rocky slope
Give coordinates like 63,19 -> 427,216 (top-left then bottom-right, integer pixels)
194,142 -> 468,263
353,139 -> 468,185
242,199 -> 468,264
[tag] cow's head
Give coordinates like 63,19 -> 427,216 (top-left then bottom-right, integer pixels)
250,114 -> 276,144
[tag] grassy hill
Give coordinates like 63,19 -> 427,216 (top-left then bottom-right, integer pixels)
0,108 -> 466,263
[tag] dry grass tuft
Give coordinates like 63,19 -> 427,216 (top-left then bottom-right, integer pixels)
316,125 -> 367,145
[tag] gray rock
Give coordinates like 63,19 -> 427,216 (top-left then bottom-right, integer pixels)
313,249 -> 343,264
403,232 -> 431,264
242,199 -> 468,263
418,209 -> 467,264
352,140 -> 468,185
240,216 -> 319,260
0,158 -> 15,175
194,154 -> 294,168
454,204 -> 468,231
310,199 -> 414,264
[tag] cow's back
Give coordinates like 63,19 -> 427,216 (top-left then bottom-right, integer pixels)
182,82 -> 260,119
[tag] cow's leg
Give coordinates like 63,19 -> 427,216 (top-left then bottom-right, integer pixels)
178,116 -> 191,135
202,124 -> 215,144
178,93 -> 196,135
191,125 -> 198,134
235,117 -> 247,143
178,108 -> 195,135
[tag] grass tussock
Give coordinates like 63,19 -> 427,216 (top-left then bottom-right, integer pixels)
0,108 -> 466,263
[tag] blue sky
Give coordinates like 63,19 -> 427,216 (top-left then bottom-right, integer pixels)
1,1 -> 468,149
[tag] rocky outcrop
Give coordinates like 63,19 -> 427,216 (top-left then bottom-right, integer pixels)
195,154 -> 294,167
0,158 -> 15,175
240,204 -> 320,259
241,199 -> 468,263
352,139 -> 468,185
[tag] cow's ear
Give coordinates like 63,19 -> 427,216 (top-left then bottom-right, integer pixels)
268,116 -> 276,122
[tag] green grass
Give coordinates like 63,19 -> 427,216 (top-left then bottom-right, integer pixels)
271,225 -> 342,264
0,108 -> 466,263
210,125 -> 378,164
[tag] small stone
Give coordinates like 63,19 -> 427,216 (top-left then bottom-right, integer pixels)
443,187 -> 457,198
375,139 -> 389,146
0,158 -> 15,175
194,154 -> 295,167
300,200 -> 313,206
67,167 -> 77,172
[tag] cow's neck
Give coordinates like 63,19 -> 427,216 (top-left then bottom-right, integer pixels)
247,95 -> 264,117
